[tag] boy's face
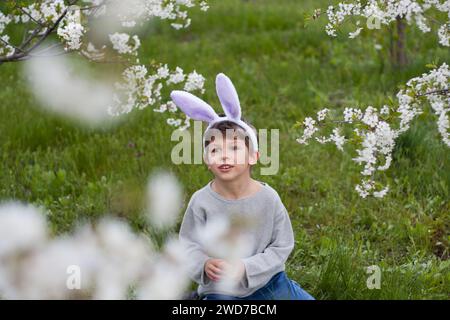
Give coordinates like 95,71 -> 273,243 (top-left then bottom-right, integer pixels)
204,129 -> 258,181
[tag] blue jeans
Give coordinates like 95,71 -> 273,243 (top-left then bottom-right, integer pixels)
201,271 -> 315,300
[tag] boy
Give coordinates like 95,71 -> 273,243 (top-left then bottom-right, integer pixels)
172,73 -> 314,300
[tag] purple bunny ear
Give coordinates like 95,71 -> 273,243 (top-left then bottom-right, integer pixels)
216,73 -> 241,120
170,90 -> 219,122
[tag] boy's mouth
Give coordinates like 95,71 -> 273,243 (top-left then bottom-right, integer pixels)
218,164 -> 234,172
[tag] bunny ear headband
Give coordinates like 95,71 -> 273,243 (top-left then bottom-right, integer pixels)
170,73 -> 258,153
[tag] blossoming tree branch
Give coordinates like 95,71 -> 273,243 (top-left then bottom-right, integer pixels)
297,0 -> 449,198
0,0 -> 210,128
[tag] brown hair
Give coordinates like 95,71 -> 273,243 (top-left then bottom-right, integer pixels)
204,113 -> 258,152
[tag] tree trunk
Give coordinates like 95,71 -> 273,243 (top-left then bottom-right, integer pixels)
390,17 -> 408,67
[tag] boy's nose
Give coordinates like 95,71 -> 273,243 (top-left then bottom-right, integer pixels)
220,148 -> 229,159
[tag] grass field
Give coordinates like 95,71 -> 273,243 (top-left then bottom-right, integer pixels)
0,0 -> 449,299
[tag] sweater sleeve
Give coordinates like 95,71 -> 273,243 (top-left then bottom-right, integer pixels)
241,200 -> 295,289
178,198 -> 212,286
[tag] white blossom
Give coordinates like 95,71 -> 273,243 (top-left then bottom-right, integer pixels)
349,27 -> 363,38
0,172 -> 192,300
200,1 -> 210,12
330,127 -> 347,151
137,237 -> 190,299
297,64 -> 449,198
325,0 -> 450,46
0,202 -> 47,258
184,70 -> 206,93
24,55 -> 117,126
57,8 -> 85,50
0,0 -> 209,128
317,108 -> 329,121
108,64 -> 205,128
167,67 -> 186,84
146,170 -> 183,230
437,23 -> 449,46
296,117 -> 319,145
380,105 -> 390,115
109,33 -> 141,55
343,107 -> 363,123
361,106 -> 379,128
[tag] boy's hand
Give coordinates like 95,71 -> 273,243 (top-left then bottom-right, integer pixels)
204,258 -> 246,282
204,258 -> 225,281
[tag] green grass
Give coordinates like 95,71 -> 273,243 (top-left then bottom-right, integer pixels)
0,0 -> 449,299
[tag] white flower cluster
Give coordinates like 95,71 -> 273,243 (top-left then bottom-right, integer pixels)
1,1 -> 209,128
17,0 -> 67,24
5,0 -> 84,51
343,107 -> 363,123
108,64 -> 205,130
326,2 -> 362,37
81,0 -> 207,30
296,63 -> 449,198
398,63 -> 450,146
2,0 -> 209,53
354,179 -> 390,198
0,172 -> 191,299
296,117 -> 319,145
0,12 -> 13,57
57,8 -> 85,51
200,1 -> 210,12
297,108 -> 348,150
325,0 -> 450,47
109,33 -> 141,55
437,23 -> 450,46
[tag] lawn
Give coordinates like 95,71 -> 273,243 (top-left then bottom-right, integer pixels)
0,0 -> 448,299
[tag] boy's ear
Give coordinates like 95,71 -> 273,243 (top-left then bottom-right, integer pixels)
249,151 -> 259,165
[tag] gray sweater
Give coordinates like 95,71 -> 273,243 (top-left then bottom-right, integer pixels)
178,180 -> 295,298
